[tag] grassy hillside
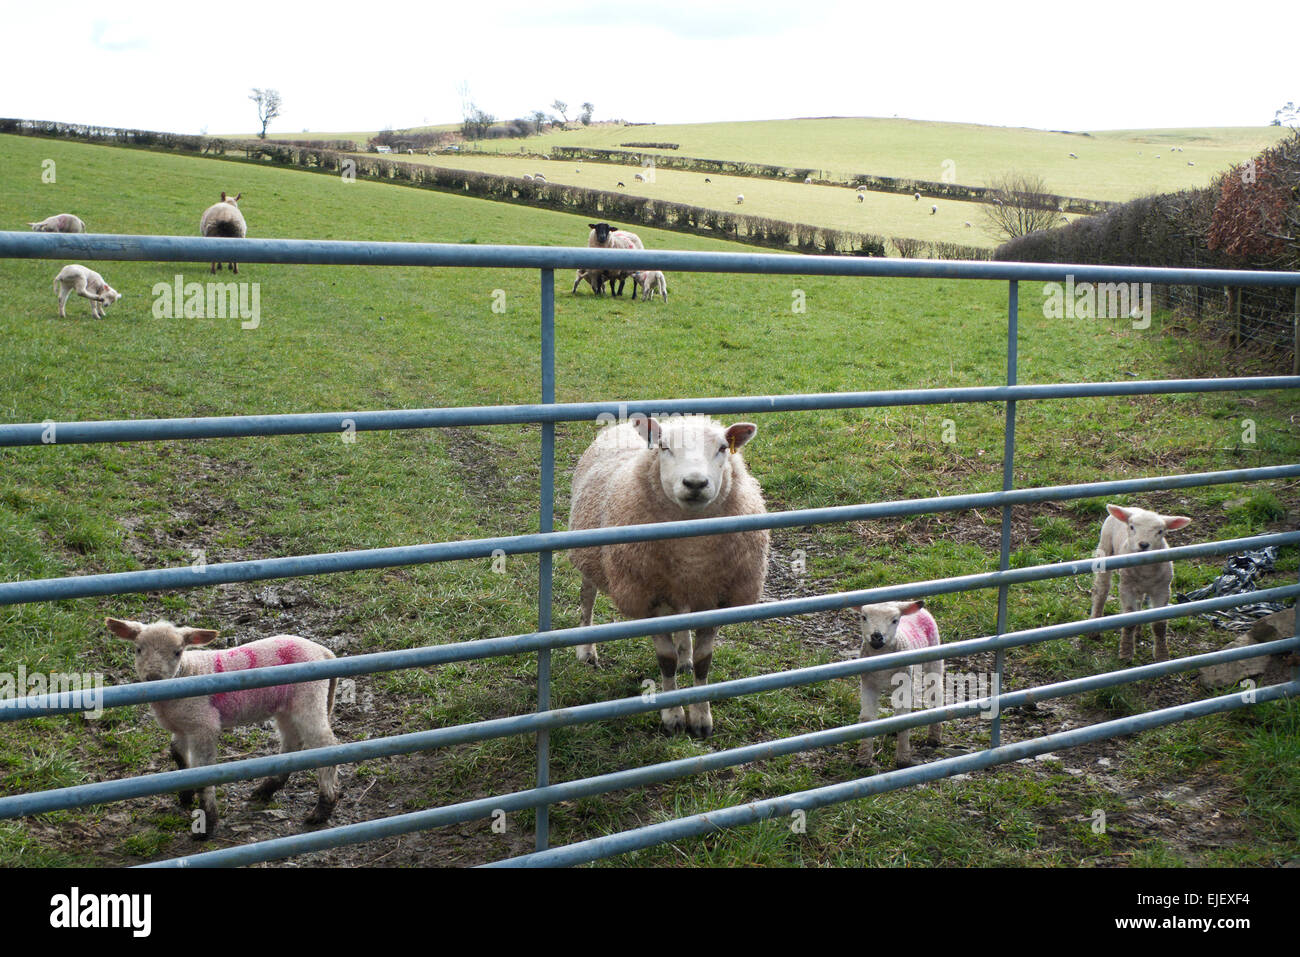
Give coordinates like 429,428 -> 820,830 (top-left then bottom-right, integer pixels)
459,117 -> 1289,202
1,132 -> 1296,867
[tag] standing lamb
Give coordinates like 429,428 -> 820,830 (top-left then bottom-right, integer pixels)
1088,504 -> 1192,661
571,268 -> 607,295
29,213 -> 86,233
850,600 -> 943,768
568,415 -> 769,737
631,270 -> 668,302
53,264 -> 120,319
199,191 -> 247,274
586,222 -> 645,297
106,618 -> 341,839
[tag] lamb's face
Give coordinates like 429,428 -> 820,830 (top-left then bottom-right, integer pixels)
107,618 -> 218,682
639,417 -> 757,511
855,601 -> 922,652
100,285 -> 121,307
1107,505 -> 1191,554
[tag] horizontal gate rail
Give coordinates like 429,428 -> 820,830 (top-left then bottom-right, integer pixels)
2,231 -> 1297,867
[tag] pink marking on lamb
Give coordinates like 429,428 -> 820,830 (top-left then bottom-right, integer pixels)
208,642 -> 299,726
895,608 -> 940,652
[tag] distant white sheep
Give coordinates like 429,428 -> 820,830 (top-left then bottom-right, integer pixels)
1069,152 -> 1078,159
1089,504 -> 1192,661
736,194 -> 744,205
533,172 -> 546,182
199,191 -> 247,275
804,176 -> 812,184
930,204 -> 937,215
634,172 -> 646,182
964,221 -> 972,227
53,264 -> 120,319
523,173 -> 534,182
567,416 -> 769,737
29,213 -> 86,233
857,194 -> 864,203
850,600 -> 943,768
106,618 -> 341,838
914,192 -> 921,201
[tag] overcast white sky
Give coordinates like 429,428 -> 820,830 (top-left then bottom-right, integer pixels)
3,1 -> 1292,134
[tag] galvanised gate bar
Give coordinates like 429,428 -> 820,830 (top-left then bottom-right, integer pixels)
0,231 -> 1297,868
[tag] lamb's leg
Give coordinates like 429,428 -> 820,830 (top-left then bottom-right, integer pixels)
187,733 -> 220,840
686,627 -> 714,739
231,262 -> 238,275
1150,583 -> 1172,663
856,675 -> 881,767
1089,548 -> 1112,634
170,736 -> 195,808
211,261 -> 219,274
652,631 -> 686,734
294,716 -> 339,825
895,667 -> 915,768
252,717 -> 299,803
924,658 -> 944,747
574,578 -> 599,666
57,283 -> 73,318
1117,580 -> 1142,660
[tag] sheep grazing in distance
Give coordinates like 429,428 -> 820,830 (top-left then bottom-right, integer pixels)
704,177 -> 711,183
857,185 -> 867,192
53,264 -> 120,319
736,194 -> 744,205
1187,161 -> 1195,167
29,213 -> 86,233
850,601 -> 943,768
634,172 -> 646,182
567,415 -> 769,737
914,192 -> 921,201
106,618 -> 341,839
857,194 -> 865,203
617,181 -> 626,188
964,221 -> 972,227
199,191 -> 247,274
1089,504 -> 1192,661
804,176 -> 812,184
930,204 -> 937,215
586,222 -> 645,297
1069,152 -> 1078,159
631,270 -> 667,302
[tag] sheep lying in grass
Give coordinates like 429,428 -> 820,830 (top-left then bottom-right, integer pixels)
1089,504 -> 1192,661
850,600 -> 943,768
53,264 -> 120,319
106,618 -> 341,839
568,415 -> 769,737
199,191 -> 247,274
29,213 -> 86,233
586,222 -> 644,297
631,270 -> 667,302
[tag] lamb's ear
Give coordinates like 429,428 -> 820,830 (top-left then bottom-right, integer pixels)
631,415 -> 662,448
1162,515 -> 1192,531
897,600 -> 924,615
106,618 -> 144,641
179,628 -> 219,646
725,423 -> 757,453
1106,504 -> 1131,522
220,191 -> 227,201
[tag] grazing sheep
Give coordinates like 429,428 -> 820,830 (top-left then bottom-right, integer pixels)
617,181 -> 626,188
631,270 -> 667,302
53,264 -> 120,319
29,213 -> 86,233
850,601 -> 943,768
1089,504 -> 1192,661
857,194 -> 865,203
914,192 -> 921,201
930,204 -> 937,215
198,191 -> 247,275
963,221 -> 972,227
1187,161 -> 1195,167
1069,152 -> 1078,159
704,177 -> 711,183
634,172 -> 646,182
568,416 -> 769,737
857,185 -> 867,192
106,618 -> 340,838
586,222 -> 644,297
804,176 -> 812,184
1155,154 -> 1160,159
736,194 -> 744,205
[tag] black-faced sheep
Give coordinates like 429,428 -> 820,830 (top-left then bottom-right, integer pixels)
585,222 -> 644,297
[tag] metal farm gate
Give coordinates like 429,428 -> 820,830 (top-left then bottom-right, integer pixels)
0,232 -> 1297,867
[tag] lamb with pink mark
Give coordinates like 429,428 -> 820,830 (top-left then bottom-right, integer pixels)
849,600 -> 944,769
106,618 -> 340,840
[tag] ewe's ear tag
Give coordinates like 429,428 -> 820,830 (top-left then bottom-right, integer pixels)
728,435 -> 737,455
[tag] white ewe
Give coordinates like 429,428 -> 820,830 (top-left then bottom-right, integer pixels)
568,416 -> 769,737
199,191 -> 247,274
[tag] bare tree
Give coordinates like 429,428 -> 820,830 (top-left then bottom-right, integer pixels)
530,110 -> 548,135
551,99 -> 570,127
580,102 -> 594,126
1274,101 -> 1298,128
980,171 -> 1066,240
249,88 -> 282,140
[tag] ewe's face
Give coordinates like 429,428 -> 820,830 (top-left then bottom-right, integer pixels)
106,618 -> 218,682
589,222 -> 614,243
1109,505 -> 1191,552
642,418 -> 756,511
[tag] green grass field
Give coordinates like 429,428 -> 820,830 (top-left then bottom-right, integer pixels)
0,131 -> 1296,867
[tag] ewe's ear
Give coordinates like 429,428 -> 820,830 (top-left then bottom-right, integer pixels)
220,191 -> 227,201
233,193 -> 242,202
725,423 -> 757,452
631,415 -> 662,448
1163,515 -> 1192,531
179,628 -> 219,646
106,618 -> 144,641
1106,504 -> 1131,522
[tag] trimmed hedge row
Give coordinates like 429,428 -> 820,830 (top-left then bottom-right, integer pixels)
550,146 -> 1116,214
